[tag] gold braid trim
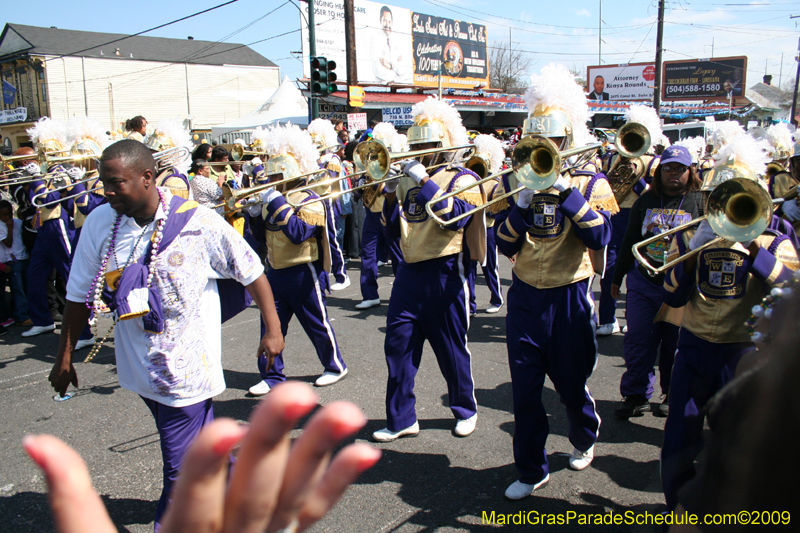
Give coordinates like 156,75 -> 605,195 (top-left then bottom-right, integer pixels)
589,197 -> 620,216
454,189 -> 484,207
296,208 -> 325,227
487,197 -> 509,214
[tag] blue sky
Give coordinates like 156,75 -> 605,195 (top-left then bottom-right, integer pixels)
3,0 -> 799,91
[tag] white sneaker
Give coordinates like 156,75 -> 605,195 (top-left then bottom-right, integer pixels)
330,277 -> 351,291
377,260 -> 386,267
622,325 -> 628,333
355,299 -> 380,309
454,414 -> 478,437
315,368 -> 348,387
485,304 -> 503,314
21,324 -> 56,337
248,380 -> 271,396
568,445 -> 594,471
504,474 -> 550,500
596,321 -> 620,336
372,421 -> 420,442
74,337 -> 95,351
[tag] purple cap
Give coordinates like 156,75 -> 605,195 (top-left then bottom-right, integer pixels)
659,145 -> 692,167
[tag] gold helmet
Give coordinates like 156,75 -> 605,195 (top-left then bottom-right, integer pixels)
144,119 -> 191,153
27,117 -> 68,154
406,97 -> 468,148
306,119 -> 338,153
263,124 -> 320,189
522,64 -> 591,149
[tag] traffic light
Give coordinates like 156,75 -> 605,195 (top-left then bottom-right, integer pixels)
310,56 -> 338,96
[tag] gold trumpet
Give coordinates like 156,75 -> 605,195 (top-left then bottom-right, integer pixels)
230,144 -> 268,162
424,137 -> 603,226
632,175 -> 773,275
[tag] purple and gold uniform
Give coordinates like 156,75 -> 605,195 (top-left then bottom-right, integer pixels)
495,170 -> 618,485
360,180 -> 401,301
598,151 -> 659,327
660,223 -> 799,509
256,188 -> 345,384
318,152 -> 348,285
468,177 -> 504,313
381,165 -> 485,432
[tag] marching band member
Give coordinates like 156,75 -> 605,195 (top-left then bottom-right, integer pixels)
248,124 -> 348,396
21,118 -> 94,347
597,104 -> 662,336
308,118 -> 350,290
468,134 -> 506,314
660,134 -> 799,511
65,117 -> 110,239
356,122 -> 405,309
144,120 -> 193,201
610,145 -> 703,419
495,64 -> 618,499
372,97 -> 486,442
764,124 -> 800,227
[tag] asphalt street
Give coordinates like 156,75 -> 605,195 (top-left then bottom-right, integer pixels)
0,256 -> 673,532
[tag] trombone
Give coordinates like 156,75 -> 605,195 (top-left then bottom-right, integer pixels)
632,176 -> 774,275
31,171 -> 103,208
0,148 -> 100,186
230,144 -> 268,162
212,168 -> 329,211
286,141 -> 474,208
424,136 -> 604,226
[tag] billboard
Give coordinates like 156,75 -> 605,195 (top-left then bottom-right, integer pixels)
411,13 -> 488,88
661,56 -> 747,102
300,1 -> 488,89
586,63 -> 656,101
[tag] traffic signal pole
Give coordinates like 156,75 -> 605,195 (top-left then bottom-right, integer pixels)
308,0 -> 319,119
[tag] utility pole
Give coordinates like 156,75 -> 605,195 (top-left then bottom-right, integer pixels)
791,37 -> 800,127
599,1 -> 602,65
653,0 -> 666,111
308,0 -> 318,120
344,0 -> 357,113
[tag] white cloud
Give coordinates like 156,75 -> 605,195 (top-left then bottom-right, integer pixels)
576,8 -> 591,17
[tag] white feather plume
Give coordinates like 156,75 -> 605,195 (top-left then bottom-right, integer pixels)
66,117 -> 111,149
524,63 -> 592,146
674,136 -> 706,164
27,117 -> 68,149
713,134 -> 771,176
473,134 -> 505,174
624,104 -> 663,146
307,118 -> 339,149
371,122 -> 408,152
411,97 -> 468,147
766,122 -> 793,154
264,123 -> 319,175
153,119 -> 192,150
397,134 -> 410,152
251,126 -> 270,145
709,120 -> 745,150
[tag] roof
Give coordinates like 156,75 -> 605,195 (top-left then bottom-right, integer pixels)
0,23 -> 277,67
746,82 -> 792,111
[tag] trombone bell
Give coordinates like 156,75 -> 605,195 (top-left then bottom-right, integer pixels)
464,153 -> 490,179
512,136 -> 561,191
706,176 -> 772,243
615,122 -> 651,160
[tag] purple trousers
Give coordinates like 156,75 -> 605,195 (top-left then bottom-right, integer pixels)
360,209 -> 396,301
383,253 -> 477,431
598,208 -> 630,325
141,396 -> 214,531
258,263 -> 345,385
506,275 -> 601,484
660,329 -> 752,510
324,198 -> 348,284
620,268 -> 678,399
468,228 -> 504,313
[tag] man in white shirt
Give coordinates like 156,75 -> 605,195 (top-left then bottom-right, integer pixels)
370,6 -> 407,84
48,139 -> 284,530
0,200 -> 31,326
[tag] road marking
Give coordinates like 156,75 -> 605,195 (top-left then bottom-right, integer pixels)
0,369 -> 50,385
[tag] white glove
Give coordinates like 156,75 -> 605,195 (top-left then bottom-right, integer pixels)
688,219 -> 718,251
783,198 -> 800,222
383,178 -> 400,194
401,160 -> 428,184
259,188 -> 281,206
516,188 -> 536,208
24,162 -> 40,176
242,164 -> 254,176
66,167 -> 84,181
251,157 -> 263,167
552,176 -> 572,193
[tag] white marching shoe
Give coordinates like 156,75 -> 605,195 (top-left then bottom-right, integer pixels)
504,474 -> 550,500
596,320 -> 620,336
568,445 -> 595,471
74,337 -> 96,351
315,368 -> 348,387
485,304 -> 503,314
21,324 -> 56,337
355,299 -> 380,310
330,276 -> 351,291
372,421 -> 420,442
454,414 -> 478,437
248,380 -> 271,396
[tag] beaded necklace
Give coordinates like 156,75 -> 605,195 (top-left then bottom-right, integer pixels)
84,189 -> 169,362
744,269 -> 800,344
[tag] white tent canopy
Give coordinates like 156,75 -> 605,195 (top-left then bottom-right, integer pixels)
211,76 -> 309,140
